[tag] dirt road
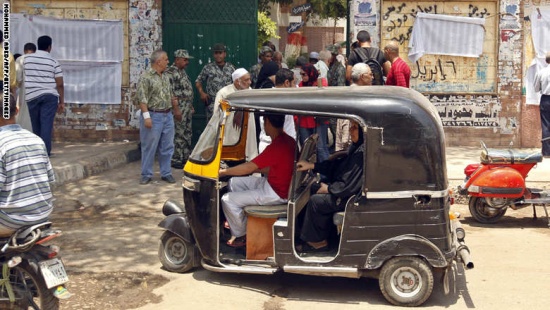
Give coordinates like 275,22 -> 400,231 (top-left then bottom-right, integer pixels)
51,161 -> 550,310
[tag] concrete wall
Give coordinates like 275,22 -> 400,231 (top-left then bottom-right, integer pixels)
345,0 -> 547,148
11,0 -> 161,142
10,0 -> 550,148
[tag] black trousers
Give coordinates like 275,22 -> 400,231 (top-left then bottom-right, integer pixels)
300,194 -> 344,243
540,95 -> 550,156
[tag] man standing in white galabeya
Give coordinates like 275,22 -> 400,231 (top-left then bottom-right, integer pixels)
534,52 -> 550,157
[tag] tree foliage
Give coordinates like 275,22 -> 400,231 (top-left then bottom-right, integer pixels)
310,0 -> 347,21
258,11 -> 280,49
258,0 -> 294,13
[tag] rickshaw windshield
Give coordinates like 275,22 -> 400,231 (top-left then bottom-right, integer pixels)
188,110 -> 223,163
222,110 -> 244,146
188,105 -> 246,163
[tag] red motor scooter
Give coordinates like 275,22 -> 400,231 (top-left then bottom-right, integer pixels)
458,142 -> 550,226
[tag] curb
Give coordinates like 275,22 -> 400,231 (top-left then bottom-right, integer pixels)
52,145 -> 141,188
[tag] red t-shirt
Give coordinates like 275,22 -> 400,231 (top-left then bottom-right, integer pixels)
386,57 -> 411,88
252,132 -> 296,199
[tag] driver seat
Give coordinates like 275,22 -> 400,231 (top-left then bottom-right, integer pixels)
243,134 -> 318,260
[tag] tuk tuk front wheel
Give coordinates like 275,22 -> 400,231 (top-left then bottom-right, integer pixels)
379,257 -> 434,307
158,231 -> 195,273
468,197 -> 507,224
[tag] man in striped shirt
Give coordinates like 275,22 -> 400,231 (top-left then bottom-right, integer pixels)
0,94 -> 54,236
24,35 -> 65,156
383,40 -> 411,88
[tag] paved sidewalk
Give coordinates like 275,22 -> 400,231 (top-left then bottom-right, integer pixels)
49,141 -> 140,188
46,142 -> 550,188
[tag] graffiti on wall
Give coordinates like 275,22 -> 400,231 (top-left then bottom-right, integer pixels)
429,94 -> 501,127
498,1 -> 522,89
128,0 -> 163,128
129,0 -> 161,90
380,1 -> 497,93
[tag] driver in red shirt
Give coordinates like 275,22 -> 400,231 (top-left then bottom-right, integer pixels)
220,114 -> 296,247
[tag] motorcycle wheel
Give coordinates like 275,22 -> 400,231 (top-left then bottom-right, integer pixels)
0,261 -> 59,310
379,256 -> 434,307
468,197 -> 507,224
158,231 -> 195,273
468,197 -> 507,223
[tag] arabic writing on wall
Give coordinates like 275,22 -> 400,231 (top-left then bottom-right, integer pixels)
429,94 -> 500,127
381,1 -> 497,93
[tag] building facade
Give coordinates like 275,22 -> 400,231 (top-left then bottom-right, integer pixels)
9,0 -> 550,148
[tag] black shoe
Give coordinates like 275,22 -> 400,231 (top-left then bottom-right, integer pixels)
171,163 -> 184,169
139,177 -> 152,185
161,175 -> 176,183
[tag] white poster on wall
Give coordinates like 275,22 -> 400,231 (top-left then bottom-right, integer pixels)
526,8 -> 550,105
10,14 -> 123,104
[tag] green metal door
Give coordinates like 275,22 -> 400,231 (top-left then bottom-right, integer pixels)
162,0 -> 258,145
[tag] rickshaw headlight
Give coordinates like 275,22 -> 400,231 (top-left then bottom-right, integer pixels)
456,227 -> 466,241
468,185 -> 480,193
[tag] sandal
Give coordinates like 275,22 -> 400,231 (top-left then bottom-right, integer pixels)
227,236 -> 246,248
296,241 -> 329,253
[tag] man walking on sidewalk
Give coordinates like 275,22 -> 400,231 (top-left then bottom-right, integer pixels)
534,52 -> 550,157
24,35 -> 64,156
137,50 -> 181,185
166,49 -> 195,169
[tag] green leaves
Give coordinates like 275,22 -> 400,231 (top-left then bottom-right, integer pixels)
310,0 -> 347,21
258,11 -> 280,49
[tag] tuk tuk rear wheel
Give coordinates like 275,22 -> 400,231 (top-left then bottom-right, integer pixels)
158,231 -> 195,273
468,197 -> 507,224
379,257 -> 434,307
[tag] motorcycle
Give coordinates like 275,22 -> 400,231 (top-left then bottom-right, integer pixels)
0,222 -> 70,309
458,142 -> 550,226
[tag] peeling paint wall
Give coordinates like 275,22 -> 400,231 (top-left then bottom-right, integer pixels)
11,0 -> 161,141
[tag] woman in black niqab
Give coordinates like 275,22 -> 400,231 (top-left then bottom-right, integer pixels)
255,61 -> 279,89
295,120 -> 365,252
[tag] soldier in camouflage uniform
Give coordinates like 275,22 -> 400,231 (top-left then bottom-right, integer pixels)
166,49 -> 195,169
195,43 -> 235,122
249,46 -> 273,89
326,44 -> 346,87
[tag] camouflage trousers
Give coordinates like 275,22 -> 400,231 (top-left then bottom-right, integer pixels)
204,98 -> 214,123
172,103 -> 194,167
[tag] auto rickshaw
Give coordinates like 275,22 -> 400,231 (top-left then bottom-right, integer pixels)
158,86 -> 473,307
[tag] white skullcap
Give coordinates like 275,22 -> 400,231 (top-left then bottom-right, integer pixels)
232,68 -> 249,82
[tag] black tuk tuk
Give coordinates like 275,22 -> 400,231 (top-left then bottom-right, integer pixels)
158,86 -> 473,307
